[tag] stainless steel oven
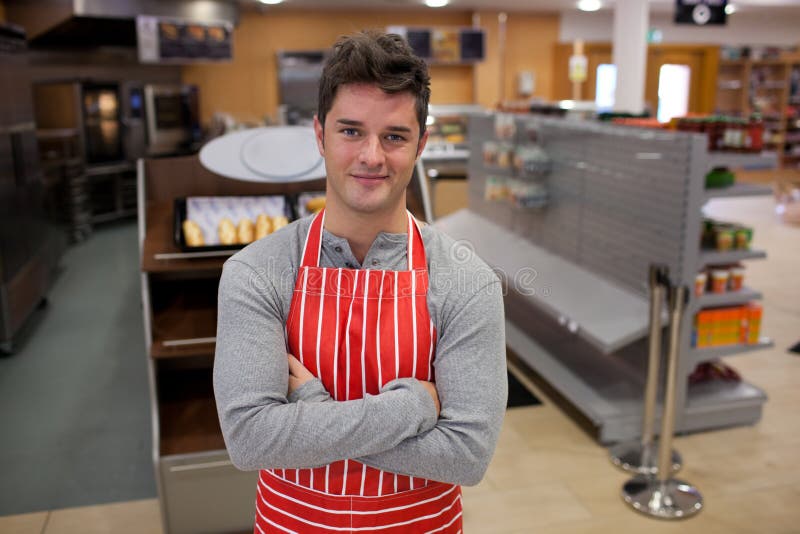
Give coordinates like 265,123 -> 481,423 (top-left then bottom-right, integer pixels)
143,84 -> 200,156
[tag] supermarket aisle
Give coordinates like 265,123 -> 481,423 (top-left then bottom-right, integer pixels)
0,221 -> 155,515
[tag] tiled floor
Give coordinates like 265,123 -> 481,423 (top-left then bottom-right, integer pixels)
1,195 -> 798,533
0,222 -> 154,515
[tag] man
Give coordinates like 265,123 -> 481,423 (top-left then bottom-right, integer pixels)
214,30 -> 507,533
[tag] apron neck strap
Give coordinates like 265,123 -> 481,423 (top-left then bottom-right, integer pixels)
299,209 -> 427,271
406,211 -> 427,271
299,209 -> 325,268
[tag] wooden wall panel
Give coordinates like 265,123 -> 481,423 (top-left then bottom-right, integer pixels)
182,9 -> 474,125
552,42 -> 611,102
183,8 -> 562,124
553,42 -> 718,114
472,11 -> 561,109
503,13 -> 560,102
473,11 -> 501,109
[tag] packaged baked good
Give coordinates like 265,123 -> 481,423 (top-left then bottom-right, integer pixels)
218,218 -> 236,245
182,220 -> 205,247
237,218 -> 255,244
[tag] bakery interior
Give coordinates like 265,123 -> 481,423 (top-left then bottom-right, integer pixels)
1,0 -> 799,532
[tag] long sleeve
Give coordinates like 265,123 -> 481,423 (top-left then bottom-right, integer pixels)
357,280 -> 508,486
213,259 -> 438,471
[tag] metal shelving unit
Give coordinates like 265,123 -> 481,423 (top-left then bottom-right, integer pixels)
706,152 -> 778,170
702,182 -> 773,202
690,287 -> 762,310
697,248 -> 767,269
438,114 -> 775,443
437,210 -> 654,355
688,338 -> 774,368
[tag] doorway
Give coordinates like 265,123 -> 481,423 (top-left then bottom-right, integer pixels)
645,46 -> 716,117
656,64 -> 691,122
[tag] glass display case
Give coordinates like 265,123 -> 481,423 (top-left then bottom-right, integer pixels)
418,104 -> 486,220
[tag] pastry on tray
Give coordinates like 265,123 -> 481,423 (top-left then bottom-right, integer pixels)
182,220 -> 205,247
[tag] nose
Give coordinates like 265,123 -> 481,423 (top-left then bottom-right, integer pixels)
359,135 -> 385,169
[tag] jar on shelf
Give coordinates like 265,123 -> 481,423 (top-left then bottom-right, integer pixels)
748,114 -> 764,152
694,272 -> 708,296
710,268 -> 730,293
729,265 -> 745,291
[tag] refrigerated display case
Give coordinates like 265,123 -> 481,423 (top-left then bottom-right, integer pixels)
418,104 -> 485,220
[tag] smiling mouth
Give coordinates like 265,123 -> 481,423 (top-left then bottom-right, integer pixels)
352,174 -> 387,180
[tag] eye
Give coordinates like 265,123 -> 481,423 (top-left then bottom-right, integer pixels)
340,128 -> 359,137
385,133 -> 406,142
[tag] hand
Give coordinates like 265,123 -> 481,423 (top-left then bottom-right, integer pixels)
287,354 -> 315,396
419,381 -> 440,418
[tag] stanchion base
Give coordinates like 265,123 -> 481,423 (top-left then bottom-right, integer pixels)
622,476 -> 703,520
609,441 -> 682,475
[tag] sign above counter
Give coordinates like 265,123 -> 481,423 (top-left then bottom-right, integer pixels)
387,26 -> 485,64
137,16 -> 233,64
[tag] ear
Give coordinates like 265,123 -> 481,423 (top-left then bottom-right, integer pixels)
313,115 -> 325,156
415,129 -> 429,160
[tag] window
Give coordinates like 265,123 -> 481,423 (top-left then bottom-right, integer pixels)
595,64 -> 617,112
657,64 -> 691,123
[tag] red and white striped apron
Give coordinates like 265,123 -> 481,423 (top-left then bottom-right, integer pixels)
254,210 -> 462,533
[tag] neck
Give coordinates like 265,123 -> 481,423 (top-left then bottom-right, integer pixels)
323,202 -> 407,264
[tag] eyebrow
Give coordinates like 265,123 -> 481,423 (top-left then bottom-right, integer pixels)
335,119 -> 413,133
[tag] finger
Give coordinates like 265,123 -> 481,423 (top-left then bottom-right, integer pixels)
288,354 -> 313,380
287,354 -> 304,376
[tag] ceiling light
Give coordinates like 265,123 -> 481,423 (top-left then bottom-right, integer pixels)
577,0 -> 602,12
258,0 -> 284,4
425,0 -> 449,7
725,4 -> 736,14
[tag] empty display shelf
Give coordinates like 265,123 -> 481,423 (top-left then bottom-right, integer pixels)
437,209 -> 654,355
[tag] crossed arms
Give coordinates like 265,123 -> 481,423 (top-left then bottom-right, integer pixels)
213,259 -> 507,486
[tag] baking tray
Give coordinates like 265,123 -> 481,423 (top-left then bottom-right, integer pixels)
174,195 -> 297,252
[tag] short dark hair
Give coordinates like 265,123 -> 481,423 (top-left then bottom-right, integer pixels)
317,30 -> 431,137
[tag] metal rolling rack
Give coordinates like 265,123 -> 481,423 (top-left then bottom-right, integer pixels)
436,113 -> 776,443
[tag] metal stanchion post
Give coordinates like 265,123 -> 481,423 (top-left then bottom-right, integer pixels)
610,265 -> 681,475
622,286 -> 703,519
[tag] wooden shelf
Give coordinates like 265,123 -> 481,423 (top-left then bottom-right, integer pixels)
158,368 -> 226,456
719,59 -> 746,67
150,278 -> 219,359
750,59 -> 788,66
142,202 -> 233,274
152,339 -> 216,359
716,57 -> 798,171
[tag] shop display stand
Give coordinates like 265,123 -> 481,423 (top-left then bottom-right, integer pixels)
436,114 -> 776,443
137,156 -> 324,534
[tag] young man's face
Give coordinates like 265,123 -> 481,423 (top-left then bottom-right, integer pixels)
314,83 -> 427,219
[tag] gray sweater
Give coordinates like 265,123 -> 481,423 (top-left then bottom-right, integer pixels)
213,215 -> 507,486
